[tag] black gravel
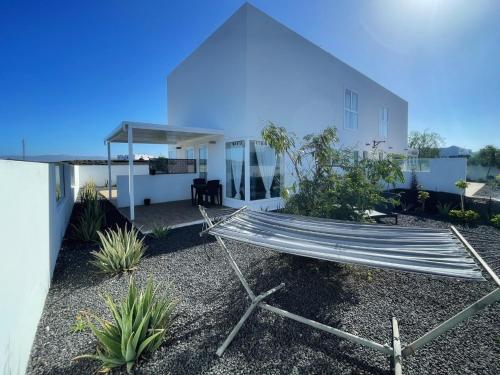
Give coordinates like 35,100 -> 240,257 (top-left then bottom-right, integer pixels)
27,213 -> 500,375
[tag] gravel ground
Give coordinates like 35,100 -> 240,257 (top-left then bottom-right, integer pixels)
27,212 -> 500,375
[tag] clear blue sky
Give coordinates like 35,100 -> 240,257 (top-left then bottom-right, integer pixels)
1,0 -> 499,157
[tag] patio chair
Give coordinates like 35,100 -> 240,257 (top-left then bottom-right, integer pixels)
191,178 -> 207,206
203,179 -> 222,206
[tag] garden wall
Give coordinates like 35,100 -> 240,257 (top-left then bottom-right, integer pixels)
467,165 -> 500,182
0,160 -> 77,375
73,163 -> 149,187
395,158 -> 467,195
116,173 -> 196,207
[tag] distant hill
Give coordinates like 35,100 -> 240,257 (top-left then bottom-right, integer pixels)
0,154 -> 106,162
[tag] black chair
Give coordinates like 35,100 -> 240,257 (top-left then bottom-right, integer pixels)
203,180 -> 222,206
191,178 -> 206,205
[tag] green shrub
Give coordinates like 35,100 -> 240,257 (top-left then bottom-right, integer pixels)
261,123 -> 404,221
150,225 -> 171,239
91,226 -> 146,274
71,198 -> 105,242
436,201 -> 454,217
449,209 -> 480,222
75,277 -> 177,373
491,214 -> 500,228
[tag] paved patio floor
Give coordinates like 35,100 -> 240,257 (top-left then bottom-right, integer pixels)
99,188 -> 232,233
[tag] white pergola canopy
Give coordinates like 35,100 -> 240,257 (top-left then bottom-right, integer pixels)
105,121 -> 224,145
104,121 -> 224,221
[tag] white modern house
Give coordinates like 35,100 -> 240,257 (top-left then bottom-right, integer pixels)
106,3 -> 408,219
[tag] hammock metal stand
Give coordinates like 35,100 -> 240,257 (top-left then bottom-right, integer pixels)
198,206 -> 500,375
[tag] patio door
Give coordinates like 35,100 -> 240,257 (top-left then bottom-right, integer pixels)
199,144 -> 207,180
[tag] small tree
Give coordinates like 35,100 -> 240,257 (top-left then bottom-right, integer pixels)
418,190 -> 430,213
455,179 -> 468,211
261,123 -> 404,221
408,130 -> 445,158
262,122 -> 303,189
478,145 -> 499,178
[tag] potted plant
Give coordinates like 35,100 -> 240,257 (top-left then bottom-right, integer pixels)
144,198 -> 151,206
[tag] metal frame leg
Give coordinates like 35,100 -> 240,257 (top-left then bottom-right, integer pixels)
392,318 -> 402,375
216,283 -> 285,356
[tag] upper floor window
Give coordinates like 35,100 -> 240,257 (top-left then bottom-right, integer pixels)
344,89 -> 358,130
379,107 -> 389,138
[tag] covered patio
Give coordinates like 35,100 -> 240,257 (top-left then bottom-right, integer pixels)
104,121 -> 225,226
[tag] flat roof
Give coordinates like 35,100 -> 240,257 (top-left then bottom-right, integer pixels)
105,121 -> 224,145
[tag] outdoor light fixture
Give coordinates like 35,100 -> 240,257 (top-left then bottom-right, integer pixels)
209,140 -> 217,144
176,146 -> 182,150
372,140 -> 386,148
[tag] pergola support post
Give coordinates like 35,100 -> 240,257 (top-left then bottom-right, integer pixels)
107,141 -> 112,201
127,124 -> 135,221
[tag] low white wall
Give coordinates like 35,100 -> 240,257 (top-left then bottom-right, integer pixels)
467,165 -> 500,182
74,164 -> 149,187
395,158 -> 467,194
0,160 -> 77,375
117,173 -> 197,207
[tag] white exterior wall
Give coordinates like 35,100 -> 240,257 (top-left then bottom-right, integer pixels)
244,4 -> 408,153
395,158 -> 467,195
167,3 -> 408,210
74,164 -> 149,187
0,160 -> 77,375
167,6 -> 246,132
117,173 -> 197,207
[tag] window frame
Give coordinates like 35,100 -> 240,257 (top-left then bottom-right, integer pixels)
249,140 -> 283,201
55,163 -> 65,203
185,147 -> 195,160
225,140 -> 246,201
198,144 -> 208,180
344,88 -> 359,131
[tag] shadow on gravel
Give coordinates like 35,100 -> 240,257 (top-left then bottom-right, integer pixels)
145,225 -> 216,258
163,252 -> 384,374
50,246 -> 109,293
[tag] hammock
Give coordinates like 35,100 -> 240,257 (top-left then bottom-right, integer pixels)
206,209 -> 484,280
198,206 -> 500,375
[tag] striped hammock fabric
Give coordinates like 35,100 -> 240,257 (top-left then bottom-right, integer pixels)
207,210 -> 484,280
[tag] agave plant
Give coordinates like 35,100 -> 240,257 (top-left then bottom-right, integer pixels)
91,225 -> 146,274
81,180 -> 99,203
150,225 -> 171,239
436,201 -> 454,217
75,277 -> 177,373
71,198 -> 105,242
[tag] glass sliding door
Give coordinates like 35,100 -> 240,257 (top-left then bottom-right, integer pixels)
225,141 -> 245,200
199,144 -> 207,180
250,140 -> 282,200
